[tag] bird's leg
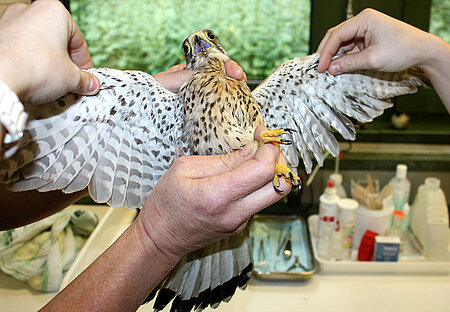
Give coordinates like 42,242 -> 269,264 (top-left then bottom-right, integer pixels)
259,128 -> 301,193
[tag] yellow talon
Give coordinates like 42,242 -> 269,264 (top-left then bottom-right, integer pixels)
273,163 -> 301,193
260,128 -> 295,145
259,127 -> 300,193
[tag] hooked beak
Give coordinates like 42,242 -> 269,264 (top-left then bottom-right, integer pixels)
193,35 -> 213,56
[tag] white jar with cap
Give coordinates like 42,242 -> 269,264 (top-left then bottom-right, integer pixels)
337,198 -> 359,259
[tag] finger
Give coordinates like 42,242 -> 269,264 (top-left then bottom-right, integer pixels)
68,14 -> 94,69
318,21 -> 363,73
317,27 -> 337,73
225,60 -> 247,81
179,140 -> 260,179
327,48 -> 374,74
233,177 -> 287,218
205,142 -> 281,200
336,41 -> 358,55
253,125 -> 268,141
153,68 -> 194,93
317,26 -> 336,54
70,69 -> 100,95
167,64 -> 186,72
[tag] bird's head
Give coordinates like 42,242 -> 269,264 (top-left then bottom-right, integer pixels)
182,29 -> 228,70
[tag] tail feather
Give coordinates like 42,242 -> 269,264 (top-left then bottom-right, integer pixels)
149,227 -> 252,312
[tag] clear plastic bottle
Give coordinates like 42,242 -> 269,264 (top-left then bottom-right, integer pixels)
329,172 -> 347,199
317,180 -> 340,259
327,222 -> 344,261
386,210 -> 406,250
390,164 -> 411,212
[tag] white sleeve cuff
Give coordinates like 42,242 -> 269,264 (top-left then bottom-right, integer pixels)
0,80 -> 28,144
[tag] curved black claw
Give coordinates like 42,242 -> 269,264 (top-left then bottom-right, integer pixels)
279,139 -> 293,145
283,128 -> 297,133
288,171 -> 294,181
288,172 -> 302,191
273,184 -> 284,193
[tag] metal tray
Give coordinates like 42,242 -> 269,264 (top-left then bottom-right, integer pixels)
250,214 -> 316,280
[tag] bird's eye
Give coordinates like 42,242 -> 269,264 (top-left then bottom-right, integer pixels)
183,42 -> 191,54
205,30 -> 216,40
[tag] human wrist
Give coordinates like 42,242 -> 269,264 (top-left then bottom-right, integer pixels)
134,213 -> 183,268
415,33 -> 450,75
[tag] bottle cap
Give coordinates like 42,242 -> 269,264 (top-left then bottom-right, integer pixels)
324,180 -> 337,197
329,173 -> 343,184
393,210 -> 406,218
396,164 -> 407,179
425,177 -> 440,189
338,198 -> 358,211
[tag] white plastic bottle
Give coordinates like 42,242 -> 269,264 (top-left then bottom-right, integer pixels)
337,198 -> 359,260
317,180 -> 340,259
390,164 -> 411,212
409,177 -> 449,260
329,172 -> 347,199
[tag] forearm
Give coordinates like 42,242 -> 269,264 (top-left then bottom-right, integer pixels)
41,216 -> 180,312
417,35 -> 450,111
0,183 -> 87,230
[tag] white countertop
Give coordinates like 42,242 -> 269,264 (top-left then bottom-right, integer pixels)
1,269 -> 449,312
1,205 -> 449,311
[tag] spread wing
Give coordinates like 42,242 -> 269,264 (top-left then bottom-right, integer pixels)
0,68 -> 185,208
252,53 -> 426,173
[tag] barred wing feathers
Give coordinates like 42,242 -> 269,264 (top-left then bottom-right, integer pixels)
253,53 -> 426,173
0,68 -> 184,208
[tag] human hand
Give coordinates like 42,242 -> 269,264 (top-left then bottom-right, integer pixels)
0,0 -> 100,105
136,126 -> 289,261
153,60 -> 247,93
317,9 -> 438,74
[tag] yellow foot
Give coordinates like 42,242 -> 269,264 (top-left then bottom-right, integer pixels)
260,128 -> 296,145
273,163 -> 301,193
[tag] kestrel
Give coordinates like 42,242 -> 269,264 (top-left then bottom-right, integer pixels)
0,30 -> 427,311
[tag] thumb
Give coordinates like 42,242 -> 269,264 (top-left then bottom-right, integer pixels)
71,70 -> 100,95
328,49 -> 373,74
184,140 -> 260,180
153,69 -> 193,93
225,60 -> 247,82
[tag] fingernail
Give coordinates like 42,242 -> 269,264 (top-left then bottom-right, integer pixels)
331,62 -> 341,74
88,78 -> 97,93
240,141 -> 258,157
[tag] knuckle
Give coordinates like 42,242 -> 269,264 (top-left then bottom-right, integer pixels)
218,153 -> 234,170
366,53 -> 381,70
360,8 -> 375,17
5,2 -> 26,13
343,57 -> 356,72
33,0 -> 64,13
172,155 -> 190,171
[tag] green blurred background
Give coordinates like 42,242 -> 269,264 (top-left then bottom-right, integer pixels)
71,0 -> 448,81
71,0 -> 311,80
